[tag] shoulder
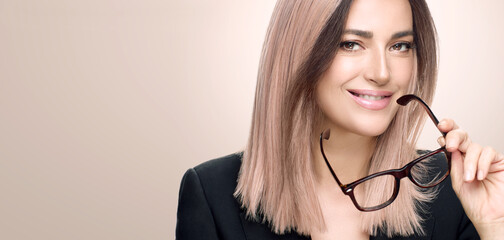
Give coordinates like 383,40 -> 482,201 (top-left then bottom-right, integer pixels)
179,153 -> 311,240
186,152 -> 243,195
177,153 -> 246,239
192,152 -> 243,180
181,152 -> 243,204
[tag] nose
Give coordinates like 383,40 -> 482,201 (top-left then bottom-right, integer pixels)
363,49 -> 390,86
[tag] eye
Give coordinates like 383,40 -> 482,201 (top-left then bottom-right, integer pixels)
390,42 -> 414,52
340,41 -> 362,51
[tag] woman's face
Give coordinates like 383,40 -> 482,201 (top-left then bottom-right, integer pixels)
316,0 -> 415,137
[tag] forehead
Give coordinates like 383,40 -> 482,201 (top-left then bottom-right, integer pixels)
345,0 -> 413,33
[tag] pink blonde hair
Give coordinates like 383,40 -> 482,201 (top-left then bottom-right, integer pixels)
235,0 -> 438,237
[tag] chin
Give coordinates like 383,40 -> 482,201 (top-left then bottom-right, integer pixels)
321,105 -> 398,138
357,127 -> 389,137
349,117 -> 393,137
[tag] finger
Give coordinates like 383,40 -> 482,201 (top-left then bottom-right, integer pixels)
445,129 -> 471,153
489,152 -> 504,173
463,143 -> 483,182
477,146 -> 496,180
450,150 -> 464,195
498,152 -> 504,161
438,118 -> 459,132
437,136 -> 446,147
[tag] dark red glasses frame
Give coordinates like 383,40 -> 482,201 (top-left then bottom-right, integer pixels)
319,94 -> 452,212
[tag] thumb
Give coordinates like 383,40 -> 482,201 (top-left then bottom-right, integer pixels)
450,150 -> 464,196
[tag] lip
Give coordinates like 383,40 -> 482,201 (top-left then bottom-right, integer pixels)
347,89 -> 393,110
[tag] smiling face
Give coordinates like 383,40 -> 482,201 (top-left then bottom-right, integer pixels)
316,0 -> 416,137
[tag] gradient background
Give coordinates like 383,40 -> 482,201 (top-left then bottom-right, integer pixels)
1,0 -> 503,239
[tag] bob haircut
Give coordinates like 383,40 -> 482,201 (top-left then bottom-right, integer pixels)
234,0 -> 438,237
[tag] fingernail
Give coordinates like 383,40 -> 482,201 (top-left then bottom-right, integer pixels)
477,170 -> 484,181
438,120 -> 446,127
437,137 -> 446,147
464,170 -> 472,182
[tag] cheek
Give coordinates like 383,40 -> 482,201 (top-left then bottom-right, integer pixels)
390,57 -> 415,89
316,57 -> 362,106
320,56 -> 363,89
330,55 -> 363,81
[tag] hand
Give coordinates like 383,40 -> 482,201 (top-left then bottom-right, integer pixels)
438,119 -> 504,239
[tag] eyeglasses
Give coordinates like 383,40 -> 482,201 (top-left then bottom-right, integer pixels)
319,94 -> 451,212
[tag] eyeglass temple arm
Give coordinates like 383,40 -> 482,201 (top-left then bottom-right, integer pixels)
319,129 -> 345,187
397,94 -> 447,138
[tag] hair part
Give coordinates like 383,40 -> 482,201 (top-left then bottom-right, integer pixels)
235,0 -> 439,237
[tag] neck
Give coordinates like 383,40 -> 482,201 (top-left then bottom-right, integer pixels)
313,126 -> 377,188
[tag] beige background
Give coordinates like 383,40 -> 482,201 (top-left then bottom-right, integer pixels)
1,0 -> 503,239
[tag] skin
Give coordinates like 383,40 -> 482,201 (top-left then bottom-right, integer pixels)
313,0 -> 414,239
314,0 -> 415,185
312,0 -> 504,239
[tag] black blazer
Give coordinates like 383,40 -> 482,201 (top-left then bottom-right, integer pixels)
176,153 -> 479,240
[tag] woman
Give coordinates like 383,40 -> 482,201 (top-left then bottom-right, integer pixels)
177,0 -> 504,239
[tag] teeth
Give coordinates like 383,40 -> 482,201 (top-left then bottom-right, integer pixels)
358,94 -> 385,101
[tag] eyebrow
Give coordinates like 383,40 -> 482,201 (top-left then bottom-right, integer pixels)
344,29 -> 373,38
391,30 -> 415,39
343,29 -> 415,39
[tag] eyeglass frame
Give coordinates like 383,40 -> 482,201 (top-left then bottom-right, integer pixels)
319,94 -> 451,212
